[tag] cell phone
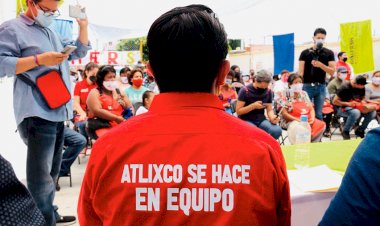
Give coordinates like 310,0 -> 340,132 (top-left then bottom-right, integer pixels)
61,45 -> 77,55
69,5 -> 87,19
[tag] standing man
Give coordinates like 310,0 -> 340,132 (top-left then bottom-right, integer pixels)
0,0 -> 91,225
299,28 -> 335,120
78,5 -> 290,226
336,51 -> 355,81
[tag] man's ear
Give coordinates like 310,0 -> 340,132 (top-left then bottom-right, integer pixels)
216,60 -> 230,85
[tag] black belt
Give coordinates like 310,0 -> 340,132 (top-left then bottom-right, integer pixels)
307,82 -> 325,86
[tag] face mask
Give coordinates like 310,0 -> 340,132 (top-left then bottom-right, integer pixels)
242,76 -> 249,82
89,75 -> 96,83
103,81 -> 118,91
32,3 -> 55,28
339,73 -> 347,81
132,78 -> 143,87
342,57 -> 348,62
120,77 -> 129,84
225,79 -> 232,85
255,87 -> 267,93
315,39 -> 324,49
290,83 -> 303,92
372,77 -> 380,85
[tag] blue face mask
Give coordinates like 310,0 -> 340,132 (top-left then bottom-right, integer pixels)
34,8 -> 54,27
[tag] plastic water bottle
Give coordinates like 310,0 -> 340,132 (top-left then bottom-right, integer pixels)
294,115 -> 311,169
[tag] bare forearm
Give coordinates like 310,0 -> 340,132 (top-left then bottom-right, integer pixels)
237,105 -> 254,116
74,102 -> 86,115
16,56 -> 38,74
321,64 -> 335,76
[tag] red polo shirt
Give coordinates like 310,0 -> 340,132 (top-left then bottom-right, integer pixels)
78,93 -> 291,226
73,79 -> 97,111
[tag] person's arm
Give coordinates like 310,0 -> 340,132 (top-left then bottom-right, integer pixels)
332,95 -> 353,107
266,104 -> 280,124
298,61 -> 305,77
281,108 -> 300,123
236,100 -> 264,116
86,89 -> 124,123
77,18 -> 89,46
74,96 -> 87,119
319,128 -> 380,225
14,52 -> 68,75
312,60 -> 336,76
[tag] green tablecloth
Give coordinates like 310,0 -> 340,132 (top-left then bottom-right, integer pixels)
282,139 -> 362,172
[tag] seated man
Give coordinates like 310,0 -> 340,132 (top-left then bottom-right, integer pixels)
236,69 -> 282,140
333,75 -> 376,139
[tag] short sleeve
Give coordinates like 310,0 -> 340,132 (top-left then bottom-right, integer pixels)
299,49 -> 307,61
238,87 -> 247,102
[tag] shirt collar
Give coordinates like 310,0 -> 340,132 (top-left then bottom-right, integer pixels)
19,13 -> 35,26
149,92 -> 225,113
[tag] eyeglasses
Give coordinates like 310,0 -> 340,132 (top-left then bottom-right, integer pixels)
37,3 -> 61,17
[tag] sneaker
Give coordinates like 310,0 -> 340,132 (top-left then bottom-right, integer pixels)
355,128 -> 365,138
55,181 -> 60,192
342,131 -> 351,140
56,216 -> 76,226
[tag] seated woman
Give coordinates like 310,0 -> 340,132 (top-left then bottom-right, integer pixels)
365,70 -> 380,114
236,69 -> 282,140
124,69 -> 149,105
73,62 -> 99,137
136,91 -> 155,116
219,70 -> 238,114
276,73 -> 326,142
86,66 -> 132,139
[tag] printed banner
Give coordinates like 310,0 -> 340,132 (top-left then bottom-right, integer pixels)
340,20 -> 374,74
273,33 -> 294,75
69,51 -> 141,66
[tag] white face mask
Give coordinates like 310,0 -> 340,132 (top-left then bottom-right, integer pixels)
339,73 -> 347,81
103,81 -> 118,91
242,76 -> 249,82
31,3 -> 55,28
120,77 -> 129,84
290,83 -> 303,92
372,77 -> 380,85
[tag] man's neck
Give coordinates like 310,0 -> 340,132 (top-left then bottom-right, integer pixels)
25,9 -> 35,20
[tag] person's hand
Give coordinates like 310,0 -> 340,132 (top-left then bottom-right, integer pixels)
78,112 -> 87,121
37,52 -> 68,66
251,101 -> 265,110
311,60 -> 324,68
76,17 -> 88,28
115,116 -> 125,124
270,116 -> 280,125
223,103 -> 231,108
308,116 -> 315,124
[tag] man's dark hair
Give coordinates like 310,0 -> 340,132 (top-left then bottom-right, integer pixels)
314,28 -> 327,36
338,52 -> 346,58
96,66 -> 116,92
147,4 -> 228,93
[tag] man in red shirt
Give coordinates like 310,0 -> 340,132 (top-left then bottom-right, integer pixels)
336,51 -> 354,80
78,4 -> 291,226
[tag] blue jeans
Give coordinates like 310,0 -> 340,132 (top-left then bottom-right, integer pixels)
75,120 -> 87,138
247,120 -> 282,140
60,127 -> 87,176
17,117 -> 64,226
338,107 -> 376,132
303,83 -> 326,120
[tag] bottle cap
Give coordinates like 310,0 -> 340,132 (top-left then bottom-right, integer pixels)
300,115 -> 308,122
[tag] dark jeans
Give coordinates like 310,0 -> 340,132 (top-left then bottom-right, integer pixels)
60,127 -> 87,176
338,107 -> 376,132
17,117 -> 64,226
75,120 -> 87,138
303,83 -> 326,120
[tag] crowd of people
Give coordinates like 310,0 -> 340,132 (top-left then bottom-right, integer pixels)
1,1 -> 380,226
